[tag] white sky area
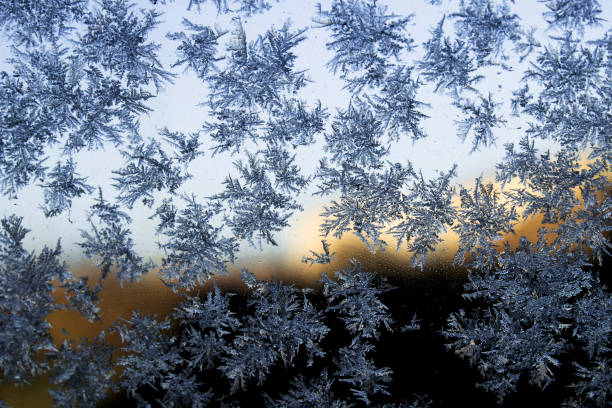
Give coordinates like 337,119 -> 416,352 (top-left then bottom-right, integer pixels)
0,0 -> 610,267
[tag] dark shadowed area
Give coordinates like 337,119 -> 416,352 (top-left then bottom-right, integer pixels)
3,212 -> 594,407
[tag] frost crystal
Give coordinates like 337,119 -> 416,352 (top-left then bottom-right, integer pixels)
314,0 -> 414,90
79,188 -> 154,286
156,194 -> 237,289
39,158 -> 94,217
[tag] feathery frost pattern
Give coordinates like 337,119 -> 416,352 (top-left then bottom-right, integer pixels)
0,0 -> 610,406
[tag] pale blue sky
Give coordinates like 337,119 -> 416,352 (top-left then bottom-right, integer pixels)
0,0 -> 610,266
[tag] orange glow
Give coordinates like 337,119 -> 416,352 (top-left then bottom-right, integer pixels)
2,157 -> 608,408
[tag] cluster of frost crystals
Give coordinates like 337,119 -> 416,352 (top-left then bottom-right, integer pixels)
321,260 -> 393,345
450,0 -> 521,66
418,17 -> 484,96
0,214 -> 102,383
552,159 -> 612,264
266,369 -> 349,408
319,260 -> 394,404
316,160 -> 413,252
199,20 -> 320,248
314,0 -> 429,143
445,238 -> 610,404
201,19 -> 324,153
496,137 -> 611,262
155,194 -> 238,290
520,33 -> 608,148
0,216 -> 68,384
112,312 -> 211,407
264,99 -> 329,148
498,145 -> 584,225
207,21 -> 307,113
366,66 -> 429,142
112,128 -> 202,209
113,312 -> 185,405
540,0 -> 604,32
116,310 -> 213,408
39,158 -> 94,217
334,341 -> 392,404
312,78 -> 433,256
316,151 -> 457,268
47,334 -> 116,408
324,99 -> 389,169
454,93 -> 507,152
388,165 -> 457,269
232,0 -> 280,16
77,0 -> 174,92
0,46 -> 73,197
61,274 -> 103,323
0,0 -> 87,46
446,136 -> 611,404
568,357 -> 612,408
452,177 -> 518,270
112,138 -> 184,208
171,284 -> 240,371
0,0 -> 174,200
212,152 -> 304,247
314,0 -> 414,90
1,0 -> 611,405
220,270 -> 328,392
203,107 -> 264,155
104,259 -> 416,406
79,188 -> 154,286
116,312 -> 214,407
513,27 -> 542,63
261,144 -> 311,194
167,18 -> 226,80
